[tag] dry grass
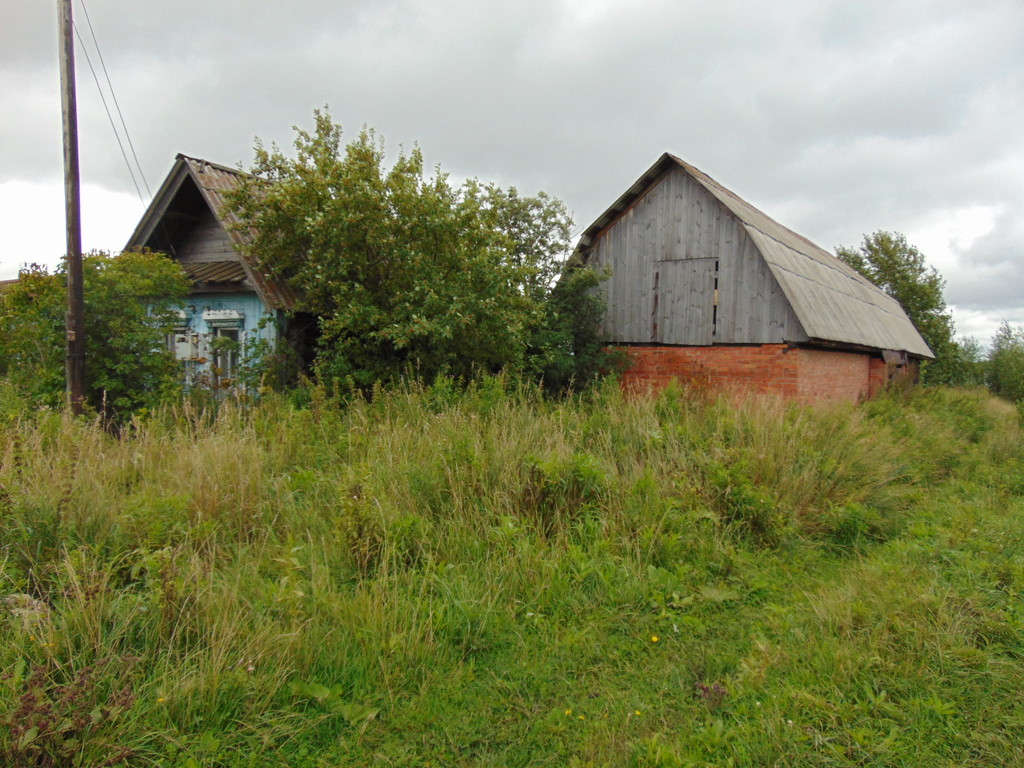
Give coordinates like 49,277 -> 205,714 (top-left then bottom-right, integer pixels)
0,380 -> 1021,766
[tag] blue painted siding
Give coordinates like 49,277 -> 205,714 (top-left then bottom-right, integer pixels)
168,292 -> 282,387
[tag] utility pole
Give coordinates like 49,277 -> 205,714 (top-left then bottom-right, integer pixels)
58,0 -> 86,414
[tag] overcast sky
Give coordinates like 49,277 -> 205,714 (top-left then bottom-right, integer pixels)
2,0 -> 1021,340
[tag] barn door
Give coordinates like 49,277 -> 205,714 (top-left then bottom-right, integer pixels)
653,258 -> 716,345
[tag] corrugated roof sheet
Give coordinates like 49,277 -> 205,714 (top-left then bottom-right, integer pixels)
577,153 -> 933,358
181,260 -> 248,285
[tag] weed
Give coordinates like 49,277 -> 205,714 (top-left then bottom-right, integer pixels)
0,382 -> 1020,765
1,656 -> 137,767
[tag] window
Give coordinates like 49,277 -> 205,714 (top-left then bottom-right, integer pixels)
168,328 -> 200,360
202,309 -> 245,388
212,326 -> 240,384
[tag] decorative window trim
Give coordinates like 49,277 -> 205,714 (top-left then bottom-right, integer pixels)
202,309 -> 244,329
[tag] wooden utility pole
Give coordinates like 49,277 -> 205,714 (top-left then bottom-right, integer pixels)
58,0 -> 86,414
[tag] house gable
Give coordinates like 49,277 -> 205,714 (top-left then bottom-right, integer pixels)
171,204 -> 238,265
126,154 -> 298,311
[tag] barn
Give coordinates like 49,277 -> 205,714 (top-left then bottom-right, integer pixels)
126,154 -> 313,387
576,154 -> 933,403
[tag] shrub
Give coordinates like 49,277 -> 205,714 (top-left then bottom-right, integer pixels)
0,253 -> 189,420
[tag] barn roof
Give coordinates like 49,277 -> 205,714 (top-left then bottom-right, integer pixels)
576,153 -> 933,358
126,154 -> 298,310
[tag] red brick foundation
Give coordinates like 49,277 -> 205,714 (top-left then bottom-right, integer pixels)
868,356 -> 888,398
619,344 -> 889,405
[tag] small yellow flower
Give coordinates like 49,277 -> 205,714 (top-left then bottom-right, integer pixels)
578,715 -> 585,720
634,709 -> 642,716
157,696 -> 165,703
565,708 -> 572,716
651,635 -> 659,643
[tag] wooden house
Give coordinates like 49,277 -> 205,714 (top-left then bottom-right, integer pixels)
576,154 -> 933,403
126,154 -> 311,387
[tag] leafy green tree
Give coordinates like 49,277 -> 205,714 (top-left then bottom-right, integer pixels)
836,231 -> 961,384
987,321 -> 1024,404
952,335 -> 988,388
526,258 -> 618,391
0,251 -> 189,418
0,265 -> 66,404
229,109 -> 609,390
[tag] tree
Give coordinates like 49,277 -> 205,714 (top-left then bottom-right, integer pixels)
229,109 -> 609,390
987,321 -> 1024,404
0,251 -> 190,418
836,231 -> 960,385
952,335 -> 988,388
524,257 -> 615,392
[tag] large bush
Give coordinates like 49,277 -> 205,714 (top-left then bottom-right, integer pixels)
0,251 -> 189,418
229,109 -> 610,391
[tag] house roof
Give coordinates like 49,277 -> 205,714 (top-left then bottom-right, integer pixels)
180,260 -> 248,285
126,154 -> 298,310
576,153 -> 934,358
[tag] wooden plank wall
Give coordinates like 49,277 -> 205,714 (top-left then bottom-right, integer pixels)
175,206 -> 239,264
656,259 -> 715,344
590,167 -> 805,345
716,233 -> 805,344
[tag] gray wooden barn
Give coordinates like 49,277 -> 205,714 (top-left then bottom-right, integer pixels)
576,154 -> 933,402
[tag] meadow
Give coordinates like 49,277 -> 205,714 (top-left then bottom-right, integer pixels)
1,379 -> 1022,766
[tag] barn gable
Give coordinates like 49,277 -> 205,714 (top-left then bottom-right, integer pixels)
578,154 -> 933,360
583,163 -> 805,347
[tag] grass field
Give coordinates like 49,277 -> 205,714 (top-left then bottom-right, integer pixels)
1,380 -> 1022,766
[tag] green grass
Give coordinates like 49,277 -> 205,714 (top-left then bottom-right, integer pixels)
1,379 -> 1022,766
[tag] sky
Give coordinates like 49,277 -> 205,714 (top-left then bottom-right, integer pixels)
2,0 -> 1022,341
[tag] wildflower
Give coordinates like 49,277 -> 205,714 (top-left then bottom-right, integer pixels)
578,715 -> 585,720
634,710 -> 642,716
565,708 -> 572,716
157,696 -> 165,703
651,635 -> 659,643
696,681 -> 728,711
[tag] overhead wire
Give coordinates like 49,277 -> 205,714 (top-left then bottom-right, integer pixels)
73,0 -> 151,203
72,24 -> 144,203
78,0 -> 151,200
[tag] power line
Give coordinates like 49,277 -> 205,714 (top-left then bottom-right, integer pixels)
73,23 -> 144,203
79,0 -> 151,199
74,0 -> 152,202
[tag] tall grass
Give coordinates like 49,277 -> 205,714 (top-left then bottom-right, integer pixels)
1,379 -> 1021,766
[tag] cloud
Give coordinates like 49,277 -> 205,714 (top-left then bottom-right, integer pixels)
0,181 -> 144,279
2,0 -> 1021,339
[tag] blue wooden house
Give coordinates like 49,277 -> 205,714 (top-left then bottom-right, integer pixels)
126,154 -> 309,387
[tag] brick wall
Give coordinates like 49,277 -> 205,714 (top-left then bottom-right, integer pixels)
620,344 -> 881,404
868,357 -> 888,398
796,348 -> 870,403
